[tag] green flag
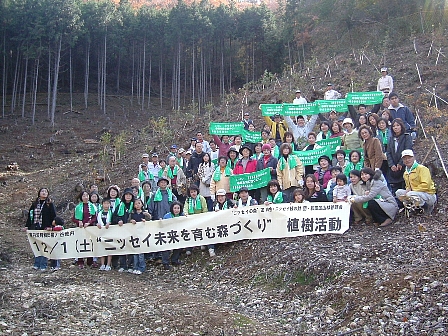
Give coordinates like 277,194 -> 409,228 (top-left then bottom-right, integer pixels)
242,129 -> 262,143
294,147 -> 332,166
283,102 -> 318,116
345,91 -> 384,105
317,137 -> 341,152
260,104 -> 283,116
316,100 -> 348,113
229,168 -> 271,192
209,122 -> 244,135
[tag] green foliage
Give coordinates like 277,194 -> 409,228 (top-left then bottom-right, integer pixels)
114,131 -> 127,161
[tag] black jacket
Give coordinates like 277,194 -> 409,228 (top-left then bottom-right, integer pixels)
26,200 -> 56,230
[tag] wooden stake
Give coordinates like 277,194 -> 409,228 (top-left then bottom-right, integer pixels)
415,64 -> 423,84
427,40 -> 433,57
431,136 -> 448,179
415,109 -> 427,139
425,88 -> 448,105
414,38 -> 418,54
421,142 -> 435,165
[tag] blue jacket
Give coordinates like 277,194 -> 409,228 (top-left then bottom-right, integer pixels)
388,104 -> 415,132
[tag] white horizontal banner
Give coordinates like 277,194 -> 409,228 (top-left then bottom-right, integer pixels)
27,203 -> 350,259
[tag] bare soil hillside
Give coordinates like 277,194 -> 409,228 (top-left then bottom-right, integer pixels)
0,35 -> 448,335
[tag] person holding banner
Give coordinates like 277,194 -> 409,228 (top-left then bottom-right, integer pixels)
233,145 -> 258,175
348,168 -> 398,227
212,135 -> 233,158
235,187 -> 258,207
210,156 -> 233,200
284,115 -> 319,149
26,187 -> 56,271
359,125 -> 384,171
256,144 -> 278,202
276,143 -> 304,202
264,113 -> 288,147
161,201 -> 186,270
213,189 -> 234,211
147,178 -> 177,221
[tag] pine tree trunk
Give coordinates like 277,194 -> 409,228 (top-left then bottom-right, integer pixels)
47,41 -> 51,118
69,47 -> 73,112
141,37 -> 145,110
2,34 -> 7,118
50,37 -> 62,127
84,41 -> 90,109
11,47 -> 20,114
21,49 -> 28,118
32,57 -> 40,125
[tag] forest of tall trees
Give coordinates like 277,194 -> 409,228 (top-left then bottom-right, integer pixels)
0,0 -> 446,123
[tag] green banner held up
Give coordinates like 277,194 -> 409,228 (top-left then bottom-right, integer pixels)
345,91 -> 384,105
260,104 -> 283,116
229,168 -> 271,192
283,102 -> 318,116
209,122 -> 243,135
294,147 -> 332,166
242,129 -> 262,143
317,137 -> 342,151
315,100 -> 348,113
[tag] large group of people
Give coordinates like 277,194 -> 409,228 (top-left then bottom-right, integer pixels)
26,70 -> 437,273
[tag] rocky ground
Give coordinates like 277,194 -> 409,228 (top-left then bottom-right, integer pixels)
1,34 -> 448,335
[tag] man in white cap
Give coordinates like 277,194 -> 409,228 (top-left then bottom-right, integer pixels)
139,153 -> 150,171
377,67 -> 394,94
148,153 -> 161,184
324,83 -> 341,100
293,90 -> 307,105
395,149 -> 437,214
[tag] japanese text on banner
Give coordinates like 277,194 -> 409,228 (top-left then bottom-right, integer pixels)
27,203 -> 350,259
345,91 -> 384,105
294,147 -> 332,166
209,122 -> 244,135
229,168 -> 271,192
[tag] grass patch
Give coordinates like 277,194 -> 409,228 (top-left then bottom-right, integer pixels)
234,313 -> 254,327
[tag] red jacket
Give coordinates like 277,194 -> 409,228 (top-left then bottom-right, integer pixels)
233,158 -> 257,175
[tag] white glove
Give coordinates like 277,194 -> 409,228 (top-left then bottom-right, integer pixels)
347,196 -> 356,204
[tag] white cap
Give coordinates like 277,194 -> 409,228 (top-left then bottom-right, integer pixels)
381,67 -> 388,72
216,189 -> 227,196
178,148 -> 185,154
342,118 -> 354,126
295,89 -> 301,93
401,149 -> 414,158
142,153 -> 149,158
185,150 -> 192,155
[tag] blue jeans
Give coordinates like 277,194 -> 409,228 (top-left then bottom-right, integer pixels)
119,255 -> 133,269
34,256 -> 47,270
133,254 -> 146,272
162,249 -> 181,265
50,259 -> 61,268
